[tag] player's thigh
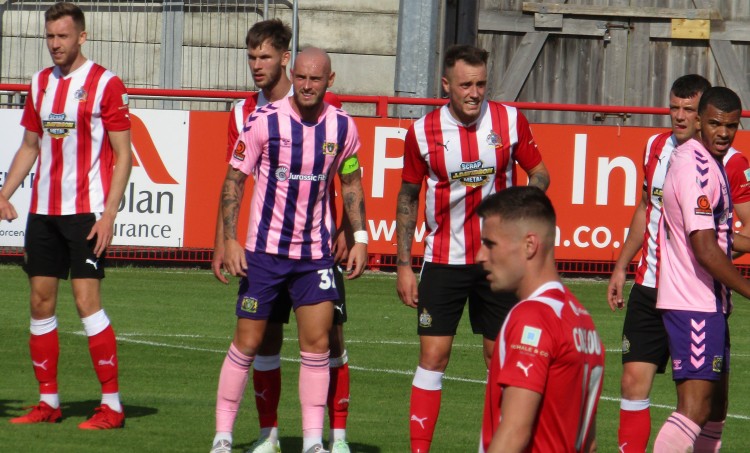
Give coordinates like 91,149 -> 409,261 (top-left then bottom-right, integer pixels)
468,267 -> 518,341
70,278 -> 102,317
416,262 -> 475,337
288,257 -> 338,351
622,284 -> 669,373
23,214 -> 69,279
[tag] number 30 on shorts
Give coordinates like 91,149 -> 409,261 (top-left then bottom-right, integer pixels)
318,268 -> 338,290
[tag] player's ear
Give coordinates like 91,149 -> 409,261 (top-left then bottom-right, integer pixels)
441,75 -> 450,94
524,232 -> 539,259
281,50 -> 291,68
327,71 -> 336,88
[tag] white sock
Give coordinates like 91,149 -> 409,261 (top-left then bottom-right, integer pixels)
81,309 -> 110,337
101,392 -> 122,412
331,428 -> 346,442
260,426 -> 279,442
213,432 -> 232,445
40,393 -> 60,409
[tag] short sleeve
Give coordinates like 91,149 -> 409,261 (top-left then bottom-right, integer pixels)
511,111 -> 542,172
100,77 -> 130,132
229,111 -> 266,175
495,301 -> 560,395
726,151 -> 750,204
20,91 -> 43,134
401,125 -> 428,184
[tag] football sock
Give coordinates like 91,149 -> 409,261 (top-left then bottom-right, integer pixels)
216,343 -> 253,433
253,354 -> 282,435
694,420 -> 724,453
618,398 -> 651,453
29,316 -> 59,405
213,432 -> 232,446
328,350 -> 350,435
653,412 -> 701,452
410,367 -> 443,453
82,310 -> 120,395
101,393 -> 122,413
300,350 -> 330,450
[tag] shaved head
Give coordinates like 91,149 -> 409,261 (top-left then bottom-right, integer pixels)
290,46 -> 335,120
294,47 -> 332,75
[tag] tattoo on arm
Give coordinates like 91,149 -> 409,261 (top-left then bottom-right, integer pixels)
528,171 -> 550,191
396,182 -> 420,266
340,170 -> 366,232
221,169 -> 246,241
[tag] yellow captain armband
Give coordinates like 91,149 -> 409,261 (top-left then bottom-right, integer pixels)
339,155 -> 360,175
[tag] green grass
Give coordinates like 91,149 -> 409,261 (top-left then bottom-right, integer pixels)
1,264 -> 749,452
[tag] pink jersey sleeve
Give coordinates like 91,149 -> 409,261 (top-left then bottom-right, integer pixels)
100,77 -> 130,132
725,151 -> 750,204
401,125 -> 428,184
495,301 -> 560,395
229,110 -> 266,175
512,111 -> 543,172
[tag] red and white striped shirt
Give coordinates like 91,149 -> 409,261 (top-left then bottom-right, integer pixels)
635,133 -> 750,288
21,59 -> 130,215
401,101 -> 543,265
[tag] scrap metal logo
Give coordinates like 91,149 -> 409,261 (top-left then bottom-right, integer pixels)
449,160 -> 495,188
43,113 -> 75,138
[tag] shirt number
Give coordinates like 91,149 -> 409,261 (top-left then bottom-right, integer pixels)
318,269 -> 337,290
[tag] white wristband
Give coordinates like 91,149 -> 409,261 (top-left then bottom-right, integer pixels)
353,230 -> 368,244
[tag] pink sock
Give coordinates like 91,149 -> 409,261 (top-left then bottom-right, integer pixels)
216,343 -> 253,433
654,412 -> 701,452
694,420 -> 724,453
299,351 -> 330,443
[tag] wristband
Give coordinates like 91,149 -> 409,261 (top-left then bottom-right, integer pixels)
353,230 -> 368,244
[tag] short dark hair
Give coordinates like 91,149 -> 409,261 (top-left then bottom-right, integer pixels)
45,2 -> 85,31
698,86 -> 742,115
478,186 -> 556,236
670,74 -> 711,99
245,19 -> 291,51
444,44 -> 488,72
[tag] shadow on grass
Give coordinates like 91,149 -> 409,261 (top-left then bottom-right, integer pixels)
235,437 -> 381,452
2,399 -> 157,420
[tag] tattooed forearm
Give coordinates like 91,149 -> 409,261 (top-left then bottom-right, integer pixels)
340,170 -> 366,232
221,168 -> 246,241
396,182 -> 420,266
527,163 -> 550,192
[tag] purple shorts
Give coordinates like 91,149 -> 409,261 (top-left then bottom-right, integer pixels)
662,310 -> 730,381
235,251 -> 338,320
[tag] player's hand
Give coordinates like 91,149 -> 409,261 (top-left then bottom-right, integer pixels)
0,194 -> 18,222
211,244 -> 229,284
396,265 -> 418,308
345,242 -> 367,279
88,211 -> 116,258
223,239 -> 247,277
332,230 -> 349,265
607,267 -> 626,311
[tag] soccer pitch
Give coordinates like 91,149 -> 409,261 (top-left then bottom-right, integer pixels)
2,264 -> 750,452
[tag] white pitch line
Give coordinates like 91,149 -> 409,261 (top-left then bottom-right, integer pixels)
64,330 -> 750,420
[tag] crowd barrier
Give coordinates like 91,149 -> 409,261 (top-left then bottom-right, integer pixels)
2,86 -> 750,275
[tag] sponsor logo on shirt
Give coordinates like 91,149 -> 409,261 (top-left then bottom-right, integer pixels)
450,160 -> 495,188
233,140 -> 246,161
74,87 -> 87,102
521,325 -> 542,347
694,195 -> 712,216
274,165 -> 327,182
241,297 -> 259,313
43,113 -> 75,138
652,187 -> 664,206
322,141 -> 338,156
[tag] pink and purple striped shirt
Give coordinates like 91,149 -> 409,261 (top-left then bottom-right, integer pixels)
230,97 -> 360,259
